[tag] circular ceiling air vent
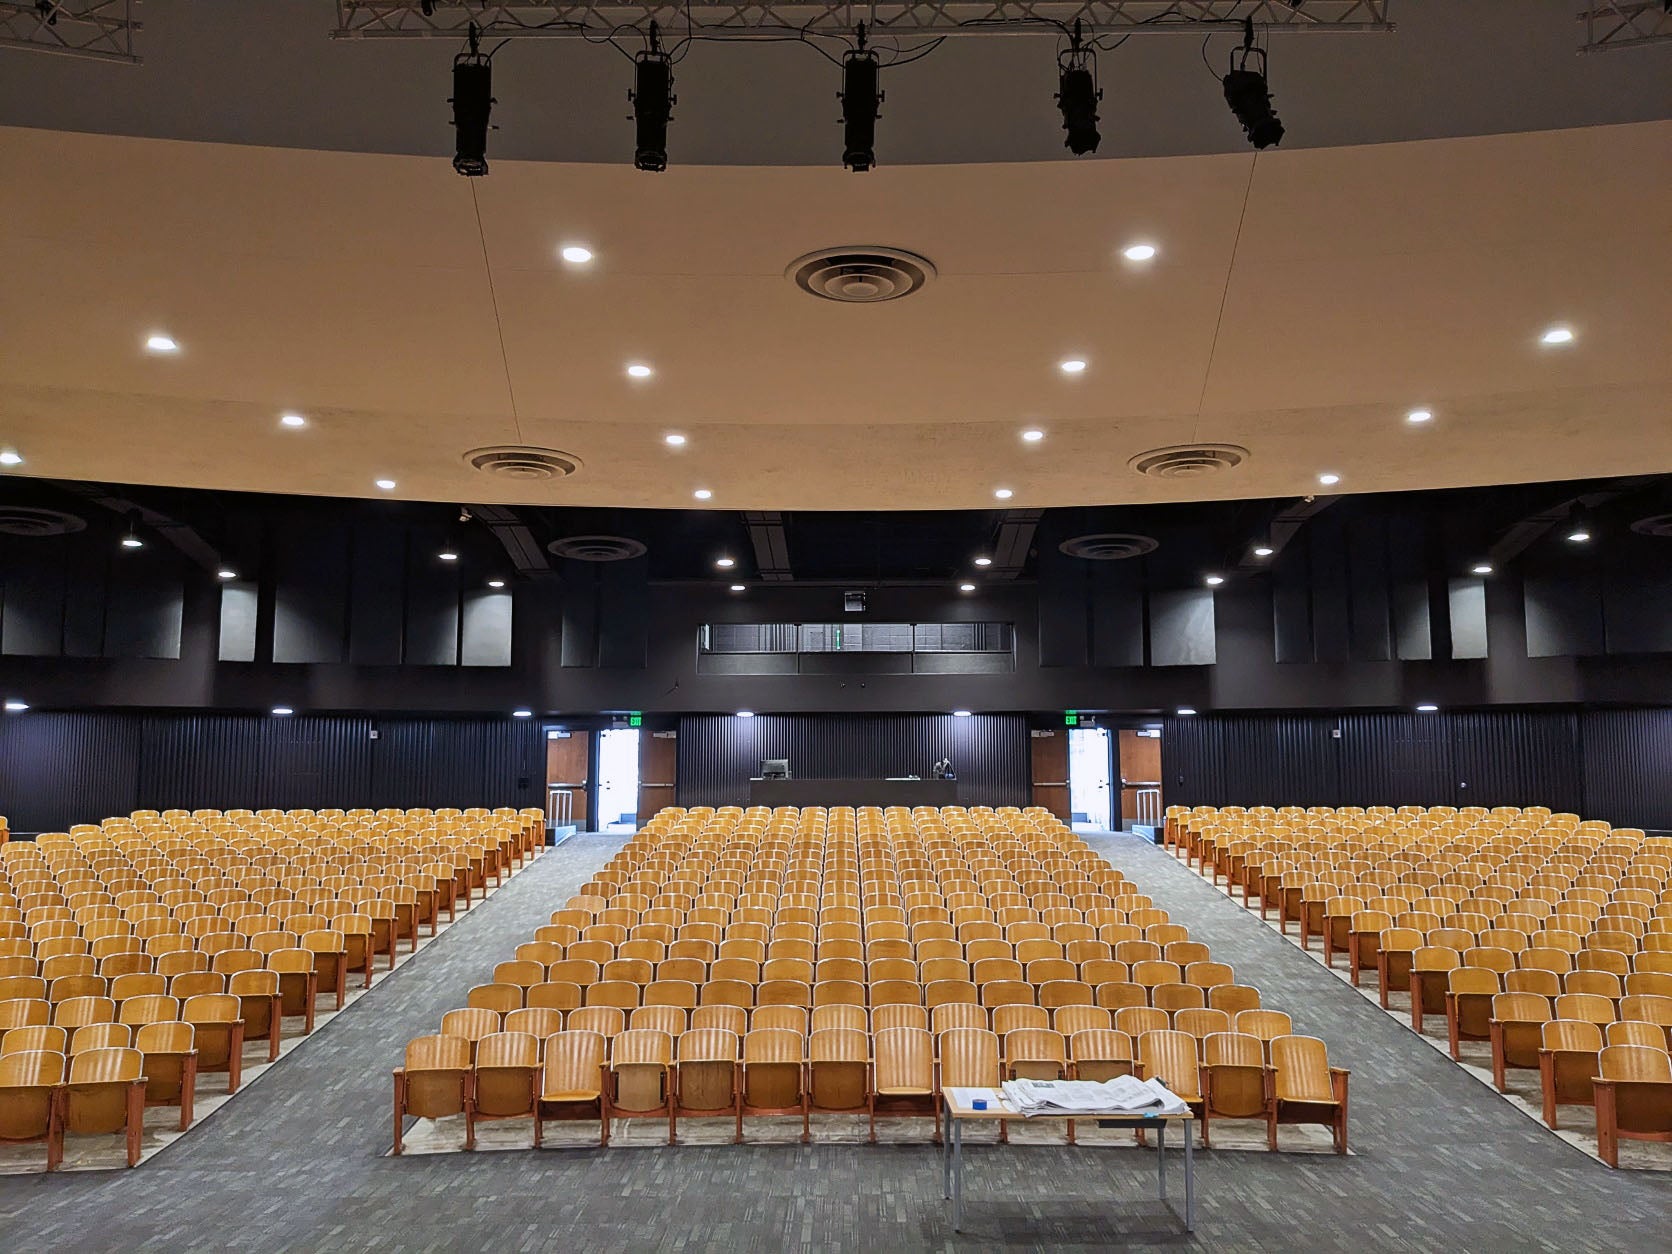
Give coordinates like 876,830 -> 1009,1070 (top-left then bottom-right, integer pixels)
787,247 -> 936,303
1631,514 -> 1672,538
463,446 -> 581,481
547,535 -> 648,562
1128,444 -> 1249,480
1059,533 -> 1159,561
0,507 -> 87,538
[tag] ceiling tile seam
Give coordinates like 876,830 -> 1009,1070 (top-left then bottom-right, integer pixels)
469,180 -> 525,445
1191,152 -> 1260,445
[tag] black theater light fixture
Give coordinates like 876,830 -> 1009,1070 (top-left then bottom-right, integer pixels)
840,29 -> 882,172
120,512 -> 144,550
449,24 -> 495,177
1222,18 -> 1285,150
1056,21 -> 1101,156
631,24 -> 675,173
1565,505 -> 1594,544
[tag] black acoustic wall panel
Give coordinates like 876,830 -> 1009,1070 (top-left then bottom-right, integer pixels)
60,541 -> 109,658
1524,574 -> 1606,658
1310,514 -> 1351,664
1389,530 -> 1432,660
349,525 -> 407,665
103,548 -> 183,659
559,561 -> 600,668
1450,709 -> 1583,814
1271,540 -> 1313,664
137,715 -> 376,812
217,582 -> 259,662
460,589 -> 514,667
1089,562 -> 1144,668
0,712 -> 142,832
597,558 -> 649,669
1149,589 -> 1216,667
675,713 -> 1029,809
1448,577 -> 1489,660
1579,708 -> 1672,831
272,522 -> 350,664
1602,572 -> 1672,656
405,525 -> 460,665
1346,516 -> 1392,662
0,534 -> 67,657
1036,548 -> 1089,668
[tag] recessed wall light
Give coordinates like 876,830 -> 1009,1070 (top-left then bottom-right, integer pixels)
729,584 -> 746,592
4,700 -> 28,712
715,557 -> 735,569
974,557 -> 992,567
438,550 -> 459,562
1406,408 -> 1433,424
1318,472 -> 1341,486
145,334 -> 179,354
952,710 -> 973,717
693,489 -> 713,500
1204,574 -> 1225,587
375,478 -> 396,491
1122,243 -> 1158,262
1252,545 -> 1275,558
1471,563 -> 1494,575
664,433 -> 686,447
1540,326 -> 1575,346
1021,429 -> 1045,443
279,413 -> 307,429
0,450 -> 23,466
1059,359 -> 1087,375
488,579 -> 507,589
994,488 -> 1014,500
512,708 -> 533,718
959,582 -> 976,592
626,363 -> 654,379
271,706 -> 294,716
1416,703 -> 1439,713
735,710 -> 755,718
560,245 -> 594,264
216,568 -> 238,580
1176,707 -> 1197,716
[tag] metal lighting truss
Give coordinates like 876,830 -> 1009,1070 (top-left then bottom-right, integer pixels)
1578,2 -> 1672,52
331,1 -> 1396,41
0,0 -> 140,62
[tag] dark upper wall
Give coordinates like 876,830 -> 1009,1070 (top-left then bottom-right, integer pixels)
1161,707 -> 1672,831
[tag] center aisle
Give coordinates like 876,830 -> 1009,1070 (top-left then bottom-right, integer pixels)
1082,833 -> 1672,1250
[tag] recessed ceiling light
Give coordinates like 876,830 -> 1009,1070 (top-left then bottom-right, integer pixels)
120,533 -> 144,550
959,582 -> 976,592
1021,428 -> 1045,443
693,488 -> 713,500
1252,545 -> 1275,558
1059,358 -> 1087,375
216,568 -> 238,580
145,334 -> 179,354
1122,243 -> 1158,262
1415,703 -> 1439,713
994,488 -> 1014,500
729,583 -> 745,592
974,556 -> 992,567
279,413 -> 307,429
488,579 -> 507,589
1566,527 -> 1591,544
271,706 -> 294,716
952,710 -> 973,717
1406,408 -> 1433,424
664,433 -> 686,447
626,363 -> 654,379
1175,707 -> 1197,716
1318,472 -> 1341,486
1471,563 -> 1494,575
716,557 -> 735,569
375,478 -> 396,491
512,708 -> 533,718
1204,574 -> 1225,587
4,700 -> 28,712
438,550 -> 459,562
1540,326 -> 1575,346
0,450 -> 23,466
735,710 -> 755,718
560,245 -> 593,264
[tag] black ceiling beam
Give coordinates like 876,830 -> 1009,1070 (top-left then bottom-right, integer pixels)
988,509 -> 1043,579
744,510 -> 793,582
1235,495 -> 1338,570
53,480 -> 225,574
469,503 -> 553,577
1487,476 -> 1662,567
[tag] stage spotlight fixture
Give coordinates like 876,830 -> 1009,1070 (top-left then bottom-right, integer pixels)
631,26 -> 675,173
1565,505 -> 1594,544
1222,18 -> 1285,150
840,31 -> 882,172
449,26 -> 495,177
1056,23 -> 1101,156
120,512 -> 144,550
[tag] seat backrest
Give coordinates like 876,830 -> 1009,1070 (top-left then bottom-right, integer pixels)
68,1045 -> 142,1084
1068,1027 -> 1133,1064
135,1020 -> 195,1053
1491,992 -> 1551,1024
1606,1021 -> 1667,1049
1137,1029 -> 1201,1099
542,1030 -> 606,1092
568,1006 -> 627,1038
938,1027 -> 1000,1088
1203,1031 -> 1264,1068
0,1025 -> 66,1056
183,993 -> 241,1025
440,1007 -> 502,1043
1553,992 -> 1617,1026
808,1026 -> 867,1064
743,1027 -> 803,1065
611,1028 -> 673,1068
1003,1027 -> 1066,1067
1270,1035 -> 1334,1101
0,1048 -> 65,1088
1598,1044 -> 1672,1083
1540,1018 -> 1603,1052
1448,967 -> 1501,996
676,1026 -> 738,1063
476,1030 -> 539,1070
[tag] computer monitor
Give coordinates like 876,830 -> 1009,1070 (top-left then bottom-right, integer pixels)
760,758 -> 791,779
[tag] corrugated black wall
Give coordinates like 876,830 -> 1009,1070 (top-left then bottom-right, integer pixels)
1161,708 -> 1672,829
0,713 -> 543,832
676,714 -> 1030,809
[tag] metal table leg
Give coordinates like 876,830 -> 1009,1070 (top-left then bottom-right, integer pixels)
952,1116 -> 964,1232
1183,1119 -> 1195,1233
1156,1118 -> 1167,1200
941,1109 -> 950,1200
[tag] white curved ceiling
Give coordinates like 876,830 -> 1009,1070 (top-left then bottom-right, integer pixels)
0,119 -> 1669,510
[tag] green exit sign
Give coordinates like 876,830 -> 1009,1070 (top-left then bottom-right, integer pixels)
628,714 -> 643,727
1064,711 -> 1079,726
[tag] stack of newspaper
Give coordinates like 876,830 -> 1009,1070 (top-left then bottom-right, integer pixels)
999,1075 -> 1189,1118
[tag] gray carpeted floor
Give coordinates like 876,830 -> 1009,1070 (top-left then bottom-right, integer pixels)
1,832 -> 1669,1252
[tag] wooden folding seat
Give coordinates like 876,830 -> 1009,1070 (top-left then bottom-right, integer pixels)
182,994 -> 245,1094
229,969 -> 283,1062
670,1027 -> 741,1140
1115,939 -> 1162,966
135,1020 -> 197,1130
440,1008 -> 504,1060
1619,994 -> 1672,1048
804,1025 -> 869,1136
1,1024 -> 68,1057
465,1030 -> 541,1147
1593,1045 -> 1672,1168
736,1027 -> 805,1141
61,1046 -> 146,1168
1174,1008 -> 1232,1048
1266,1035 -> 1348,1154
566,1006 -> 627,1041
1554,991 -> 1617,1032
1004,1027 -> 1068,1085
1114,1005 -> 1169,1040
505,1007 -> 564,1040
937,1026 -> 1000,1143
392,1034 -> 473,1154
1487,992 -> 1552,1092
268,949 -> 320,1032
1566,970 -> 1624,1000
1607,1021 -> 1667,1050
1135,1029 -> 1205,1144
1410,947 -> 1461,1033
0,1049 -> 64,1171
1200,1032 -> 1266,1148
